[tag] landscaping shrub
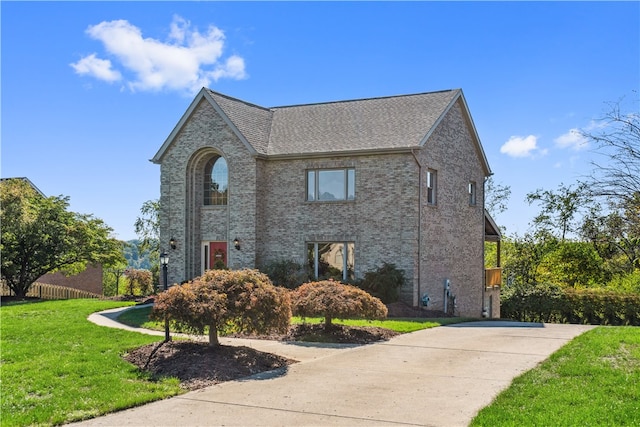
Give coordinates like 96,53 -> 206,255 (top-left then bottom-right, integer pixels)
356,262 -> 407,303
260,259 -> 310,289
151,269 -> 291,346
290,280 -> 388,330
501,283 -> 640,325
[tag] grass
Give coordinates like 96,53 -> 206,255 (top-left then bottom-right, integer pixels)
116,305 -> 469,333
7,300 -> 637,427
471,326 -> 640,426
0,299 -> 183,427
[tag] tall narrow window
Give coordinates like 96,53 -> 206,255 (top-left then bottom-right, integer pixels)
469,181 -> 477,205
306,168 -> 355,202
426,169 -> 437,205
204,156 -> 228,205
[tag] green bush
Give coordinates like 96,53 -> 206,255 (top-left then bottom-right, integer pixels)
356,262 -> 406,303
260,259 -> 310,289
501,283 -> 640,325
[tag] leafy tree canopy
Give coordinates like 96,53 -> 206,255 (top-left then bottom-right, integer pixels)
0,178 -> 124,297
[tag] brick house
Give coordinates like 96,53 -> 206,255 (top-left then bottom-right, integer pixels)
152,88 -> 501,317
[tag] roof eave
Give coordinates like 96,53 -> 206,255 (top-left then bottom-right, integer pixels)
417,89 -> 492,177
265,146 -> 420,161
151,88 -> 209,164
151,88 -> 259,164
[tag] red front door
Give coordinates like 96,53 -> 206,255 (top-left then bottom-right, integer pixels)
209,242 -> 227,269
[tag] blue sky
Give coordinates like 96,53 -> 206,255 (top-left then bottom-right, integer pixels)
2,1 -> 639,241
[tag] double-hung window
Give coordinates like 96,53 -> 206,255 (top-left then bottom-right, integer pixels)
426,169 -> 437,205
307,168 -> 355,201
468,181 -> 477,206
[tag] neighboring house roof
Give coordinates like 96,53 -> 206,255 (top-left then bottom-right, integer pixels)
0,177 -> 46,197
152,88 -> 491,176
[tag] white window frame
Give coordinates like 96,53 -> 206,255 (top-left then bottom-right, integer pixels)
306,168 -> 355,202
469,181 -> 477,206
426,169 -> 437,205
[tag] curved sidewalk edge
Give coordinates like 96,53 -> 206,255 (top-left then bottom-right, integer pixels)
88,305 -> 359,363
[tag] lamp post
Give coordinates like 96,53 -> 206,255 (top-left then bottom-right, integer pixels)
160,252 -> 170,342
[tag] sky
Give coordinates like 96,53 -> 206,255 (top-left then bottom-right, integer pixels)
2,1 -> 639,241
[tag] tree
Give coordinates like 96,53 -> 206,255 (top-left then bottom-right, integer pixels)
534,241 -> 606,288
583,95 -> 640,205
290,280 -> 388,330
484,176 -> 512,218
526,183 -> 590,241
581,195 -> 640,275
134,199 -> 160,287
124,268 -> 154,296
0,178 -> 124,297
151,269 -> 291,347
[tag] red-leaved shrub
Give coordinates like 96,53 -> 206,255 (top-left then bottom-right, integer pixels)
151,269 -> 291,346
290,280 -> 388,330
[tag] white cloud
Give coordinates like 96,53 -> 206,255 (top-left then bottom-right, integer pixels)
500,135 -> 542,158
70,16 -> 246,94
554,128 -> 588,151
70,53 -> 122,82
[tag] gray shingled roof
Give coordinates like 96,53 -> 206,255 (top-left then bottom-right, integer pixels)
205,89 -> 460,156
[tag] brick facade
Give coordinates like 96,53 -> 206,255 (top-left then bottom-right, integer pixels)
154,89 -> 497,317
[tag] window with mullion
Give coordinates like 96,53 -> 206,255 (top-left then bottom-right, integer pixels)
306,168 -> 355,202
307,242 -> 355,281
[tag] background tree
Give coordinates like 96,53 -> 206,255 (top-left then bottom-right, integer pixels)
290,280 -> 388,330
0,179 -> 124,297
583,95 -> 640,205
484,176 -> 512,218
581,196 -> 640,274
134,199 -> 160,287
526,183 -> 590,241
124,268 -> 154,296
104,260 -> 128,296
151,269 -> 291,347
534,241 -> 606,288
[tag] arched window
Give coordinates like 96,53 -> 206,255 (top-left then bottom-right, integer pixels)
204,156 -> 228,205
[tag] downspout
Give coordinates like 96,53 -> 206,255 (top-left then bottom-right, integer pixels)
411,150 -> 423,308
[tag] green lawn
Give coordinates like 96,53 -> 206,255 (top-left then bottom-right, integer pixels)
116,304 -> 466,333
4,299 -> 638,427
471,326 -> 640,426
0,299 -> 183,427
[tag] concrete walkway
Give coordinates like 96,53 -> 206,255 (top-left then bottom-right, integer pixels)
73,306 -> 595,427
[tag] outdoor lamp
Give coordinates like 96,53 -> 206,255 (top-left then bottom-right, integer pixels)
169,237 -> 176,250
160,252 -> 169,266
159,252 -> 170,342
233,237 -> 240,250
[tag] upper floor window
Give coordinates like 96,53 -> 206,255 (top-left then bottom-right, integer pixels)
307,168 -> 355,201
469,181 -> 477,205
204,156 -> 228,205
426,169 -> 437,205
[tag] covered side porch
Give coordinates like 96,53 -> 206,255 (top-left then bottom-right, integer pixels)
484,210 -> 502,318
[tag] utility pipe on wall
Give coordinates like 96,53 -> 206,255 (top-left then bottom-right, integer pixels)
411,150 -> 423,308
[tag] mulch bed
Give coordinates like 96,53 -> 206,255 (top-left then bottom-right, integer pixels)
125,322 -> 400,391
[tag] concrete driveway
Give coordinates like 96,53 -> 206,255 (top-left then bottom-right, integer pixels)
72,308 -> 594,426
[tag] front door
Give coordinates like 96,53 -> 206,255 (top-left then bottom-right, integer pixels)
203,241 -> 227,272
